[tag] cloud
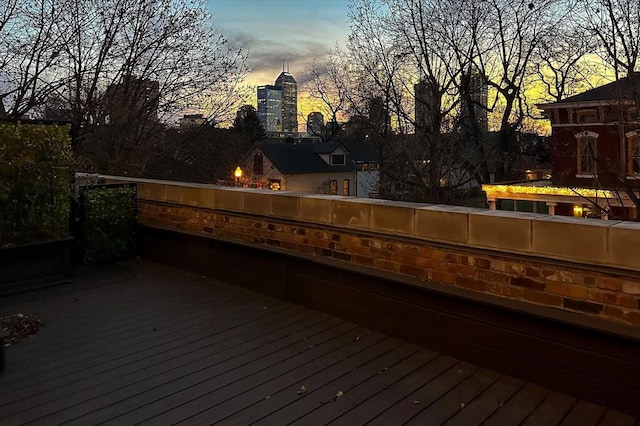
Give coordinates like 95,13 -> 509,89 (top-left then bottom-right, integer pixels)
225,29 -> 332,86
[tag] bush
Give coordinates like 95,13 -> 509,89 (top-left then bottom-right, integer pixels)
0,122 -> 73,245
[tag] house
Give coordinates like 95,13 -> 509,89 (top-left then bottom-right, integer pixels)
483,77 -> 640,220
240,141 -> 357,195
340,137 -> 380,198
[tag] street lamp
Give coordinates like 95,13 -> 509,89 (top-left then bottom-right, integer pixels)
234,166 -> 243,187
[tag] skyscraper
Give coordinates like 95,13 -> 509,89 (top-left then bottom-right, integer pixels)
257,85 -> 283,132
275,65 -> 298,134
306,111 -> 324,136
460,69 -> 488,132
414,79 -> 436,137
256,63 -> 298,136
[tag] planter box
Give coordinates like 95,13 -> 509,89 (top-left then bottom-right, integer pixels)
0,237 -> 74,296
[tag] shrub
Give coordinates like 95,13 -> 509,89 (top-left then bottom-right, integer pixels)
79,184 -> 137,264
0,122 -> 73,245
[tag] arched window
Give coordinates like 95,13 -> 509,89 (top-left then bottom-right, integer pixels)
575,131 -> 598,176
253,153 -> 263,175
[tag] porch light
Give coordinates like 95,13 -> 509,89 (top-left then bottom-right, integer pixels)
573,205 -> 583,217
234,167 -> 243,187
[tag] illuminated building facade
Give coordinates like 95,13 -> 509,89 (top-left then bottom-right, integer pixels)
256,65 -> 298,137
257,85 -> 283,133
483,77 -> 640,220
275,70 -> 298,134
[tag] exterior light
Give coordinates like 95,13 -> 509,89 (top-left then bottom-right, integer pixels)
483,184 -> 614,199
234,166 -> 242,187
573,205 -> 583,217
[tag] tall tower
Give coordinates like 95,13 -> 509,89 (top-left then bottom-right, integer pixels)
275,61 -> 298,135
414,79 -> 436,137
257,85 -> 283,132
306,111 -> 324,136
461,69 -> 488,132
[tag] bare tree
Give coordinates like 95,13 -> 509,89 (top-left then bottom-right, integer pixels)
0,0 -> 71,118
345,0 -> 547,198
1,0 -> 249,175
533,23 -> 595,103
301,55 -> 350,141
580,0 -> 640,79
345,0 -> 466,201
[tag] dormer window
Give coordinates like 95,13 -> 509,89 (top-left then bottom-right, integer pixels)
575,109 -> 598,124
331,154 -> 345,165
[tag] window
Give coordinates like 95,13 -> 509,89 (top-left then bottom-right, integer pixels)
342,179 -> 350,196
329,180 -> 338,195
576,133 -> 597,175
331,154 -> 345,165
576,109 -> 598,123
269,179 -> 281,191
253,153 -> 263,175
629,134 -> 640,175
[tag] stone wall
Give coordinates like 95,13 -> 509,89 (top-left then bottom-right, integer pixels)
104,176 -> 640,328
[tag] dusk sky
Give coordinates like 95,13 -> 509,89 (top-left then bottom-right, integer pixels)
207,0 -> 351,87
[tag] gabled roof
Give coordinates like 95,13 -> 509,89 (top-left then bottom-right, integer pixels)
255,141 -> 355,174
539,75 -> 640,107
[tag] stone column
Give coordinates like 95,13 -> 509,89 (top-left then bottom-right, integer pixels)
488,199 -> 497,210
546,202 -> 557,216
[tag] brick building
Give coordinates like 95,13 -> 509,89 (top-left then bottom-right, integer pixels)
483,77 -> 640,219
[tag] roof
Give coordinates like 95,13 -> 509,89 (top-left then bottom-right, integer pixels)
340,137 -> 379,162
539,75 -> 640,107
256,141 -> 355,174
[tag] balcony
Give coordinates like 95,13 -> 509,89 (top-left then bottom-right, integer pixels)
1,176 -> 639,423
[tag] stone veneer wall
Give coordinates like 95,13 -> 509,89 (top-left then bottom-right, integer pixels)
103,176 -> 640,328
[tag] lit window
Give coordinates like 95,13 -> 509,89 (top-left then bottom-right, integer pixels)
342,179 -> 350,196
269,179 -> 281,191
576,134 -> 597,175
331,154 -> 345,165
629,135 -> 640,175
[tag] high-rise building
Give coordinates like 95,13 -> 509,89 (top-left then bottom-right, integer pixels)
257,85 -> 283,132
368,97 -> 391,136
256,63 -> 298,137
460,69 -> 488,132
275,67 -> 298,134
306,112 -> 324,136
414,79 -> 436,137
103,74 -> 160,125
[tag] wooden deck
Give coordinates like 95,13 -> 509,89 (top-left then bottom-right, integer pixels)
0,259 -> 637,425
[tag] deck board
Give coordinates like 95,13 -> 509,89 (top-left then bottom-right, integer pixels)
0,258 -> 637,425
328,355 -> 459,426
